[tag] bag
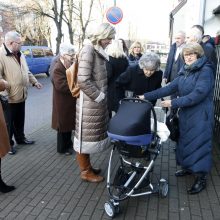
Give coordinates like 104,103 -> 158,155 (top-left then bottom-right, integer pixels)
0,95 -> 8,111
166,109 -> 179,142
66,56 -> 80,98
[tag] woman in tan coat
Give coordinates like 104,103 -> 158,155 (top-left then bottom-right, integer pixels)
0,79 -> 15,193
74,23 -> 116,183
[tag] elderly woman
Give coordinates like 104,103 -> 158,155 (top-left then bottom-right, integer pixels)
106,39 -> 129,115
0,79 -> 15,193
128,41 -> 144,65
74,23 -> 116,183
139,43 -> 214,194
116,52 -> 162,106
51,43 -> 76,155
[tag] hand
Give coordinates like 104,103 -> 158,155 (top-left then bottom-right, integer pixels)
34,82 -> 43,89
161,100 -> 171,107
138,95 -> 145,99
163,78 -> 168,84
2,79 -> 9,89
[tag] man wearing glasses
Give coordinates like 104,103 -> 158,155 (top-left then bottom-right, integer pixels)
0,31 -> 43,154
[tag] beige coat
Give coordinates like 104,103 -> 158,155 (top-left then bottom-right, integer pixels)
74,44 -> 111,153
0,80 -> 10,157
0,44 -> 38,103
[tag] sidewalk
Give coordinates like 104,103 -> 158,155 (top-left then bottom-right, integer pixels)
0,123 -> 220,220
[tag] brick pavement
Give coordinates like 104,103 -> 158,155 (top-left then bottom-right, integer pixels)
0,124 -> 220,220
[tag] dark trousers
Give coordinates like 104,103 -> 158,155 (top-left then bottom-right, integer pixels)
57,131 -> 73,153
4,102 -> 26,146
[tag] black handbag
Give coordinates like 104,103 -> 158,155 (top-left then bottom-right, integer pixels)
166,109 -> 179,142
0,95 -> 8,111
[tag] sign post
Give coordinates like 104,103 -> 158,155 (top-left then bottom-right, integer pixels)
106,6 -> 123,25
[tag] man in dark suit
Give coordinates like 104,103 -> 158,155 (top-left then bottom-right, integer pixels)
163,31 -> 186,84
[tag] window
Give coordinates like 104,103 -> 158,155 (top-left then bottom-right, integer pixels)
21,49 -> 31,58
32,48 -> 45,58
45,49 -> 54,56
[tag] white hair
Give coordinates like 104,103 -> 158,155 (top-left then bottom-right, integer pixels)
88,23 -> 116,45
59,43 -> 75,56
5,31 -> 21,43
175,30 -> 186,38
106,39 -> 126,58
187,28 -> 203,43
139,52 -> 161,70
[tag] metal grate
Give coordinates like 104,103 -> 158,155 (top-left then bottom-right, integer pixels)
214,45 -> 220,142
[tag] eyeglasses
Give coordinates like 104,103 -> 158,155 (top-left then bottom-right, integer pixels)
183,53 -> 197,58
143,69 -> 156,75
13,41 -> 22,45
66,54 -> 75,58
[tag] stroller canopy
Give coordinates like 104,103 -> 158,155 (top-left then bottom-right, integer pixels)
108,99 -> 152,137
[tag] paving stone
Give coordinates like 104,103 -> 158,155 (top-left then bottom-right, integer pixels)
0,123 -> 219,219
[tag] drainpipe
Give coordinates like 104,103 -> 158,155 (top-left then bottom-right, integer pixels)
169,0 -> 187,46
199,0 -> 206,27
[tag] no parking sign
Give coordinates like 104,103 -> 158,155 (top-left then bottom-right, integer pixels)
106,6 -> 123,25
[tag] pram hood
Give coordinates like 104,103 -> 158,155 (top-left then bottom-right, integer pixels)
108,99 -> 152,137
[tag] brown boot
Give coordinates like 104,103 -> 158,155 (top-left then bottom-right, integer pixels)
81,169 -> 104,182
76,153 -> 104,183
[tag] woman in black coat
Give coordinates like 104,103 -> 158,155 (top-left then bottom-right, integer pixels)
128,41 -> 143,66
106,40 -> 129,115
116,52 -> 162,106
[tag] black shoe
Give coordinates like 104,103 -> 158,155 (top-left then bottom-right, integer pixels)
175,169 -> 191,177
8,146 -> 16,155
0,181 -> 16,193
65,151 -> 72,156
187,176 -> 206,194
92,167 -> 101,175
17,138 -> 35,145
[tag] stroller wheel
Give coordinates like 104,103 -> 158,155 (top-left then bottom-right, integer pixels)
159,178 -> 168,198
104,201 -> 119,217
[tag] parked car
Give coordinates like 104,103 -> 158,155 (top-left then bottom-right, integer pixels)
21,46 -> 54,77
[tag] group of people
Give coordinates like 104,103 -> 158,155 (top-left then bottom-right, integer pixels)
0,22 -> 218,195
139,24 -> 217,194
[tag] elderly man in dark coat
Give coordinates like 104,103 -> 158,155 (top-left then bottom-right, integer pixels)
163,31 -> 185,84
51,43 -> 76,155
140,43 -> 214,195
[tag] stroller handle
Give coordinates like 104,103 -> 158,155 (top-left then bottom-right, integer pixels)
119,98 -> 157,142
161,98 -> 169,113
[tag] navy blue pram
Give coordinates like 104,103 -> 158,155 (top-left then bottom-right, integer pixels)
104,98 -> 168,218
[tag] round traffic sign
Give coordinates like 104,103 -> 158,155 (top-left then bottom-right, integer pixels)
106,7 -> 123,25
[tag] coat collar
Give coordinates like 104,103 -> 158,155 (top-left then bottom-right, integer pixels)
94,44 -> 109,61
83,41 -> 109,61
3,43 -> 22,57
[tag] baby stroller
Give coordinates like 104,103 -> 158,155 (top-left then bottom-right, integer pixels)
104,98 -> 169,218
